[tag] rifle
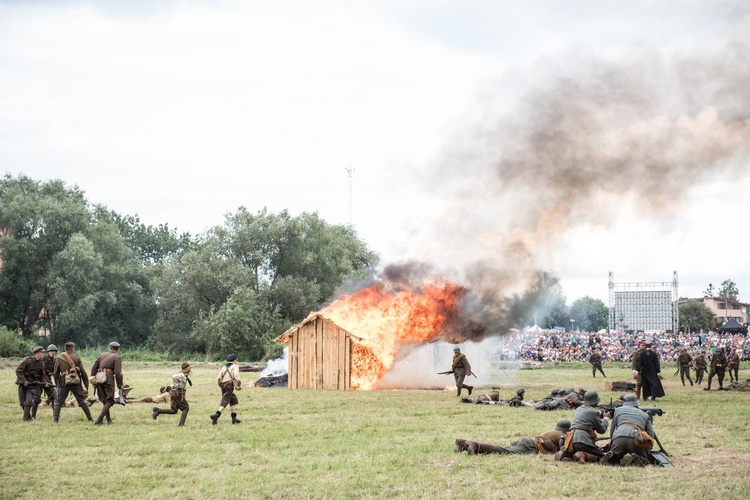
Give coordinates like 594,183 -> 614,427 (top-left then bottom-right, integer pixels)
639,406 -> 668,455
437,371 -> 454,375
26,381 -> 57,388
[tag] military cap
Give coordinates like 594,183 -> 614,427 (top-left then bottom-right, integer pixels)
181,362 -> 193,373
46,344 -> 58,352
554,419 -> 571,433
33,346 -> 45,354
64,342 -> 75,350
622,394 -> 639,407
583,389 -> 601,406
109,341 -> 120,349
226,353 -> 238,362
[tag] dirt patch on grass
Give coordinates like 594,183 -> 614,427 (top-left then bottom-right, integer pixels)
672,446 -> 750,475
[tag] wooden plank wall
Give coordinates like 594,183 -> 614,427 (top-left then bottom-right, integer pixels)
287,316 -> 352,390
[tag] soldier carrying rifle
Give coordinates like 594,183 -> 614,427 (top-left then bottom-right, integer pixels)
449,346 -> 473,397
15,346 -> 51,421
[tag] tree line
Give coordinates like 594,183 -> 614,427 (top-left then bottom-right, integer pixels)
0,174 -> 378,360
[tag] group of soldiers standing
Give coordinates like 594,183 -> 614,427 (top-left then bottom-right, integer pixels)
15,343 -> 245,427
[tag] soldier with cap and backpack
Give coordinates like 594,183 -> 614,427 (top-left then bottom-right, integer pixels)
153,362 -> 193,426
52,342 -> 93,423
704,347 -> 727,391
210,354 -> 242,425
90,341 -> 124,425
15,346 -> 51,421
455,419 -> 571,455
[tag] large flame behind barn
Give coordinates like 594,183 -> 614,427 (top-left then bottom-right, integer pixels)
320,279 -> 468,390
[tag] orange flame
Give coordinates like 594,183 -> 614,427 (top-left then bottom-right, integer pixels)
320,279 -> 467,390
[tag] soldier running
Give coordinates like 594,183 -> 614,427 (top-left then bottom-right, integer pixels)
589,347 -> 606,378
693,350 -> 708,385
728,348 -> 740,383
451,347 -> 473,397
153,362 -> 193,426
704,348 -> 728,391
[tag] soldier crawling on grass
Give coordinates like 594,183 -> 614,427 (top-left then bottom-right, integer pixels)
153,362 -> 193,426
455,419 -> 571,455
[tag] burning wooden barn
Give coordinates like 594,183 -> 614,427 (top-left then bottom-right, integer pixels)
275,313 -> 382,390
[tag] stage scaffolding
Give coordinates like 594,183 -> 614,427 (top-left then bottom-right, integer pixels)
608,271 -> 679,333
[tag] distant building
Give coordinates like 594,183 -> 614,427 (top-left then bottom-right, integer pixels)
678,296 -> 749,329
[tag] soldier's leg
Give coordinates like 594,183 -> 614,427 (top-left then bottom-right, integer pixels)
704,371 -> 714,390
467,441 -> 501,455
69,385 -> 93,421
718,371 -> 725,389
687,369 -> 694,386
54,386 -> 71,423
598,365 -> 606,378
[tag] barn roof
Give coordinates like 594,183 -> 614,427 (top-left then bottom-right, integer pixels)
275,312 -> 365,343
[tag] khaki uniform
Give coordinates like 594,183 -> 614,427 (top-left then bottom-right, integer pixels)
677,352 -> 694,386
91,350 -> 124,423
705,352 -> 727,390
451,352 -> 473,396
589,352 -> 606,378
694,354 -> 707,384
728,352 -> 740,382
52,350 -> 93,422
631,348 -> 644,398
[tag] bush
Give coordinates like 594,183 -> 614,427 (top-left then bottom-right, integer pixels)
0,327 -> 36,358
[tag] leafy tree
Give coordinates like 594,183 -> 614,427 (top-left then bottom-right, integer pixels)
93,207 -> 193,264
703,283 -> 715,297
678,300 -> 715,333
717,279 -> 739,301
192,285 -> 289,361
569,296 -> 609,332
0,175 -> 91,336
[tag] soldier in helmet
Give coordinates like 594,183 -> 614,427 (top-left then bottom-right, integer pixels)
455,419 -> 571,455
600,394 -> 654,466
90,341 -> 124,425
677,347 -> 694,387
450,347 -> 473,397
704,347 -> 727,391
727,348 -> 741,383
589,347 -> 606,378
42,344 -> 58,405
693,349 -> 708,385
567,390 -> 610,463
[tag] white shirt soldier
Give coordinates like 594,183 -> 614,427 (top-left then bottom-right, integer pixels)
211,354 -> 242,425
152,362 -> 193,426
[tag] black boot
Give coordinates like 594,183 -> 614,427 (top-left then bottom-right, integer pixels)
467,386 -> 473,396
152,407 -> 161,420
22,405 -> 32,421
94,417 -> 103,425
231,413 -> 241,424
210,411 -> 221,425
82,403 -> 94,421
456,387 -> 462,397
31,404 -> 38,420
53,405 -> 61,423
178,410 -> 188,427
467,441 -> 496,455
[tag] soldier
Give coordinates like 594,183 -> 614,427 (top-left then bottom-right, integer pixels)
567,390 -> 610,463
634,338 -> 665,401
631,342 -> 644,399
460,391 -> 500,404
524,389 -> 582,411
210,354 -> 242,425
153,362 -> 193,426
90,341 -> 124,425
15,346 -> 51,421
455,419 -> 571,455
693,350 -> 708,385
727,348 -> 741,383
131,387 -> 172,404
52,342 -> 93,422
42,344 -> 58,405
451,347 -> 473,397
704,347 -> 727,391
601,394 -> 654,466
589,347 -> 606,378
677,347 -> 694,386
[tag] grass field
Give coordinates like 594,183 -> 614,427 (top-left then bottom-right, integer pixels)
1,360 -> 749,499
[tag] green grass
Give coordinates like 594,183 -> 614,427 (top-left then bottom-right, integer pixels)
1,361 -> 749,499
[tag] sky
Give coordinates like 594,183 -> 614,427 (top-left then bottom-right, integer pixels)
2,0 -> 750,307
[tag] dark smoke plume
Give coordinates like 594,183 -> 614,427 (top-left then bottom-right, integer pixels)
404,22 -> 750,341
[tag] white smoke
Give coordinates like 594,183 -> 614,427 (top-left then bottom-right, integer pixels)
374,339 -> 518,390
260,347 -> 288,377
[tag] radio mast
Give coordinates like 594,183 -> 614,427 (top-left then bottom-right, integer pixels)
346,166 -> 355,227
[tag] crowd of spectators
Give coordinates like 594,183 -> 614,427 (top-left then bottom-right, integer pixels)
492,329 -> 750,364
